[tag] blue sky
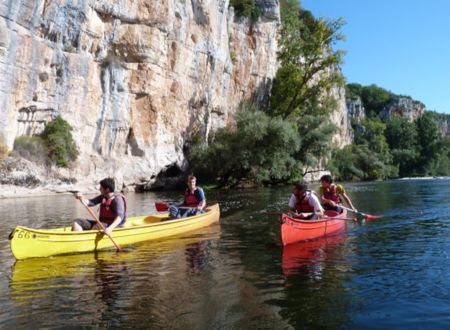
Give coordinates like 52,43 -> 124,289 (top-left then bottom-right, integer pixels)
301,0 -> 450,113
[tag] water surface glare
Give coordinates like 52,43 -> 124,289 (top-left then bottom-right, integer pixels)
1,180 -> 450,328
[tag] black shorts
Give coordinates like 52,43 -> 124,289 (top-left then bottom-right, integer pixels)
74,218 -> 109,230
323,204 -> 343,213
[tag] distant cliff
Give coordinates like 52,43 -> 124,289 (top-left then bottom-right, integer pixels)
344,84 -> 448,137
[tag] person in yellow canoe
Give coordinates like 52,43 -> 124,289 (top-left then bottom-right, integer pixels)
319,174 -> 356,213
169,175 -> 206,219
72,178 -> 127,235
288,182 -> 324,220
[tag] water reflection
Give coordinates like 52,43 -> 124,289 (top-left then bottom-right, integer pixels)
282,234 -> 348,278
280,234 -> 353,328
7,225 -> 220,328
186,241 -> 210,274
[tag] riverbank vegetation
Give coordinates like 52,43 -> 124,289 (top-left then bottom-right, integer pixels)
330,84 -> 450,180
13,116 -> 78,168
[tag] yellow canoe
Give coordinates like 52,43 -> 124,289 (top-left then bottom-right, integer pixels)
10,204 -> 220,260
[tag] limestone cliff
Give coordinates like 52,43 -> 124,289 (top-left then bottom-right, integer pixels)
0,0 -> 280,190
379,97 -> 425,122
329,85 -> 351,148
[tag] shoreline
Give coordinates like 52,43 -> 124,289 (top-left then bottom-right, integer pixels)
0,184 -> 98,199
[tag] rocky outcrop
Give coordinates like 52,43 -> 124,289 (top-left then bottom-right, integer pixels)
438,119 -> 450,136
0,0 -> 280,190
346,97 -> 365,122
330,86 -> 352,147
379,97 -> 425,122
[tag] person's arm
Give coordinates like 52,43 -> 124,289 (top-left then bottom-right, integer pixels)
288,195 -> 297,214
311,194 -> 324,217
104,216 -> 122,236
196,188 -> 206,211
342,193 -> 356,211
75,193 -> 100,207
337,185 -> 356,211
321,196 -> 336,207
104,197 -> 125,236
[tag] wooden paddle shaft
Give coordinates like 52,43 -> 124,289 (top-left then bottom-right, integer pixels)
80,200 -> 122,252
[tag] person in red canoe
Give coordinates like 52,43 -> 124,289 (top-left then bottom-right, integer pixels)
72,177 -> 127,235
319,174 -> 356,213
169,175 -> 206,219
288,182 -> 324,220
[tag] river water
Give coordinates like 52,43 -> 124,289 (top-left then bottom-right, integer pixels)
1,179 -> 450,328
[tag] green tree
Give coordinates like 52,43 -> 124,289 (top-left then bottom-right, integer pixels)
329,145 -> 364,181
229,0 -> 261,19
335,118 -> 397,180
415,112 -> 440,175
294,100 -> 337,174
345,83 -> 363,100
269,8 -> 345,119
267,6 -> 345,177
41,116 -> 78,167
385,117 -> 418,176
360,84 -> 394,117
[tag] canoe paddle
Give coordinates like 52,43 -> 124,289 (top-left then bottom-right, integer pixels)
339,205 -> 383,220
70,190 -> 122,252
155,202 -> 194,212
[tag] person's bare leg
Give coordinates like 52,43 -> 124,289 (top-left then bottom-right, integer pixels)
72,221 -> 83,232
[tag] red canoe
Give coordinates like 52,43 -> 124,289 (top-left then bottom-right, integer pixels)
280,209 -> 348,246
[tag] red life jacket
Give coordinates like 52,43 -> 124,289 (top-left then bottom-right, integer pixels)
295,193 -> 315,213
99,193 -> 127,225
323,185 -> 341,203
184,188 -> 200,207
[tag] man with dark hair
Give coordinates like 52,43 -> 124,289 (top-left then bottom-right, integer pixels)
72,178 -> 127,235
169,175 -> 206,219
319,174 -> 356,213
288,181 -> 324,220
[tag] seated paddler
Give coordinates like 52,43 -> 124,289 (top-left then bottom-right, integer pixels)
288,181 -> 324,220
72,177 -> 127,236
319,174 -> 356,213
169,175 -> 206,219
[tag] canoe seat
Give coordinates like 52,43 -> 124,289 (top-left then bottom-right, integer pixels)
123,216 -> 163,227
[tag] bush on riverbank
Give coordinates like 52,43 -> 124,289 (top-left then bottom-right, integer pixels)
188,106 -> 300,187
13,136 -> 49,165
13,116 -> 78,168
41,116 -> 78,167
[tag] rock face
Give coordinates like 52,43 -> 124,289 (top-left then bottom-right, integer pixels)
346,97 -> 365,122
437,119 -> 450,136
0,0 -> 281,189
330,86 -> 352,148
345,96 -> 365,142
379,97 -> 425,122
